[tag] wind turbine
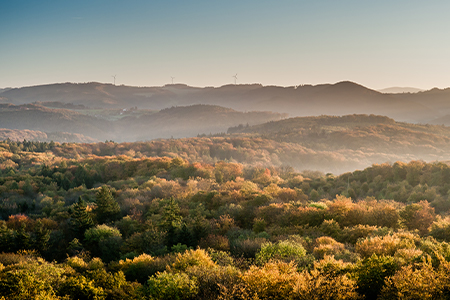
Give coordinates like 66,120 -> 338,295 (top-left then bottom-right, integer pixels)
233,74 -> 238,85
112,75 -> 116,86
170,76 -> 175,84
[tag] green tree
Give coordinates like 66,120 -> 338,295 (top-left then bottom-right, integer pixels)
33,220 -> 50,254
0,222 -> 15,252
15,223 -> 30,251
159,198 -> 183,247
95,186 -> 121,224
84,224 -> 122,260
71,197 -> 95,239
356,254 -> 398,300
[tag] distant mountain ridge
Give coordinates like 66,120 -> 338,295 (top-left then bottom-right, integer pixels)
1,81 -> 448,123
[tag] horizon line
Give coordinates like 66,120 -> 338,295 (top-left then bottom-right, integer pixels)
1,80 -> 445,92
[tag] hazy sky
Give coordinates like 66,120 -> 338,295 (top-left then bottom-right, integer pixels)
1,1 -> 450,89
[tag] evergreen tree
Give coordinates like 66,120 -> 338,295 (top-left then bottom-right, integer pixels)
177,223 -> 194,248
159,197 -> 183,247
33,220 -> 50,253
0,222 -> 15,252
71,196 -> 94,239
95,186 -> 121,224
15,222 -> 30,251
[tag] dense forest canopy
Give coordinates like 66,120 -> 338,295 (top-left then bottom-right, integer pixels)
2,139 -> 450,299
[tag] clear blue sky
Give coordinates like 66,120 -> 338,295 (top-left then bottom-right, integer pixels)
1,0 -> 450,89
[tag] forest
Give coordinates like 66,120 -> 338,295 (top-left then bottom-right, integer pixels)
2,139 -> 450,299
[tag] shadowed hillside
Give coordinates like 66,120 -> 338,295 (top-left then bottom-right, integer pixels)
0,104 -> 111,140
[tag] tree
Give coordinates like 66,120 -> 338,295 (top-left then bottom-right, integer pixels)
15,222 -> 30,251
95,186 -> 121,224
33,220 -> 50,254
71,197 -> 94,239
401,201 -> 435,235
159,198 -> 183,247
356,254 -> 398,300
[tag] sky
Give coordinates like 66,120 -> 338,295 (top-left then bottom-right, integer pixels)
1,0 -> 450,90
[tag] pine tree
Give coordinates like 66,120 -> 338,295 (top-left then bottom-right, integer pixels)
71,196 -> 94,238
0,223 -> 14,252
95,186 -> 121,224
159,197 -> 183,247
15,223 -> 30,251
33,220 -> 50,253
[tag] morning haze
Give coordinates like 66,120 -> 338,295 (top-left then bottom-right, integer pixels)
2,2 -> 450,300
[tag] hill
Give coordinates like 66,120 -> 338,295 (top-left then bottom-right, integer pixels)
117,104 -> 287,141
0,103 -> 111,140
228,114 -> 450,153
15,114 -> 450,174
0,129 -> 97,143
0,103 -> 285,143
0,81 -> 442,123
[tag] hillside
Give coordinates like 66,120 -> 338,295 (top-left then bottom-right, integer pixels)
228,114 -> 450,159
228,114 -> 450,151
3,110 -> 450,173
0,129 -> 97,143
0,104 -> 111,140
0,103 -> 285,143
9,114 -> 450,174
390,87 -> 450,117
0,81 -> 443,123
117,104 -> 287,140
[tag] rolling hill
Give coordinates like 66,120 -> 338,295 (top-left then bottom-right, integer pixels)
0,81 -> 444,123
0,129 -> 97,143
0,103 -> 111,140
24,114 -> 450,174
0,103 -> 285,143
